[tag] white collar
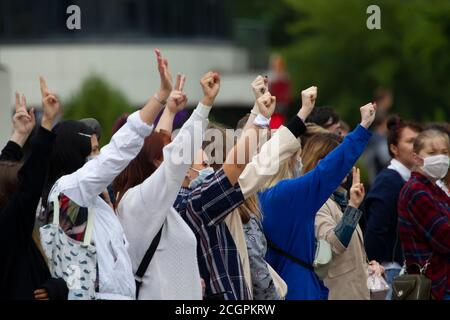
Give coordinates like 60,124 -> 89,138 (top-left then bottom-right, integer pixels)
387,159 -> 411,182
437,180 -> 450,197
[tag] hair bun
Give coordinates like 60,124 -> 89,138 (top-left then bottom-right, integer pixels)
387,115 -> 402,131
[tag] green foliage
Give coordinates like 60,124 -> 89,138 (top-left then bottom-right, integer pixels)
282,0 -> 450,125
235,0 -> 450,125
63,75 -> 133,146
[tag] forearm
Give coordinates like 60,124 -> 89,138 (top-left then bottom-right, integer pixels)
334,206 -> 363,248
139,92 -> 166,126
155,107 -> 176,134
10,131 -> 29,148
223,125 -> 259,185
62,111 -> 153,206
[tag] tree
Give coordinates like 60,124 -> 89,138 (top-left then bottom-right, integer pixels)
63,75 -> 133,146
280,0 -> 450,125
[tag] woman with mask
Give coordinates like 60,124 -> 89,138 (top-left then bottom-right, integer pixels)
113,72 -> 214,300
397,129 -> 450,300
0,88 -> 64,300
313,156 -> 383,300
363,116 -> 422,297
39,49 -> 173,300
225,82 -> 318,300
259,102 -> 376,300
174,76 -> 315,300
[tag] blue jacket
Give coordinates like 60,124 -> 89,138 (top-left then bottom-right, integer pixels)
363,168 -> 405,265
259,125 -> 371,300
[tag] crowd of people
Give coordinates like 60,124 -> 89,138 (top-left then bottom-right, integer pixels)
0,49 -> 448,300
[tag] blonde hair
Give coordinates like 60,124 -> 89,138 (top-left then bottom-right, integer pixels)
237,195 -> 262,223
261,158 -> 294,190
302,133 -> 342,174
413,129 -> 450,154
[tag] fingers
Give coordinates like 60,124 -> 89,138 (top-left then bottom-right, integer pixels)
155,48 -> 162,65
39,76 -> 48,97
29,108 -> 36,124
44,94 -> 58,105
175,74 -> 182,91
352,167 -> 360,185
15,91 -> 20,111
179,74 -> 186,92
21,94 -> 27,109
15,110 -> 31,122
200,71 -> 220,88
270,95 -> 276,106
34,289 -> 49,300
259,92 -> 272,106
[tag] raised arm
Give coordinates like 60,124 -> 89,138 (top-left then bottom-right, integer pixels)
0,93 -> 36,161
119,74 -> 216,258
272,102 -> 376,217
58,50 -> 174,206
223,92 -> 276,186
238,86 -> 317,197
155,74 -> 187,134
0,88 -> 58,240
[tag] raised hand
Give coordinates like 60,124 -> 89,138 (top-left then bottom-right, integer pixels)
298,86 -> 317,121
251,75 -> 269,99
200,71 -> 220,107
155,48 -> 173,102
256,92 -> 276,119
349,167 -> 365,208
39,76 -> 61,130
359,102 -> 377,129
13,91 -> 35,137
166,74 -> 188,113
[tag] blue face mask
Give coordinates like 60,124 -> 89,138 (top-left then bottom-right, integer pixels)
189,167 -> 215,189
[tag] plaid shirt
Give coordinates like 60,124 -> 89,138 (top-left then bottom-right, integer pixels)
174,168 -> 250,300
398,172 -> 450,299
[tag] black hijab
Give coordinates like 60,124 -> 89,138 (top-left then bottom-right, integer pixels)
42,120 -> 94,208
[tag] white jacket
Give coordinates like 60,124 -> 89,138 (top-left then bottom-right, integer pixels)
53,111 -> 153,299
117,103 -> 210,300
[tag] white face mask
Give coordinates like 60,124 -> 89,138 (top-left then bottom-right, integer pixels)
421,154 -> 449,179
293,157 -> 303,177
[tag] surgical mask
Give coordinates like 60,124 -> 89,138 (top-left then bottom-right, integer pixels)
422,154 -> 449,179
293,157 -> 303,177
86,154 -> 99,163
189,167 -> 215,189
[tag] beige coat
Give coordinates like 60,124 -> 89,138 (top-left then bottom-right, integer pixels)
315,198 -> 370,300
224,125 -> 300,299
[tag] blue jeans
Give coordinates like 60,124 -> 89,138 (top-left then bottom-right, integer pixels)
384,267 -> 401,300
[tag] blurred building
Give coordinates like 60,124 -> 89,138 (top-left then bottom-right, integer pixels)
0,0 -> 268,145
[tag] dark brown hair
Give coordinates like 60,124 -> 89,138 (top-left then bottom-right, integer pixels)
0,161 -> 21,209
386,115 -> 423,157
113,131 -> 171,207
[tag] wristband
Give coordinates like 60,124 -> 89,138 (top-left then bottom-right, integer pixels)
253,114 -> 271,128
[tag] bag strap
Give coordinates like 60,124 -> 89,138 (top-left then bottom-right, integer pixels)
135,223 -> 164,298
50,193 -> 95,246
266,236 -> 314,272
